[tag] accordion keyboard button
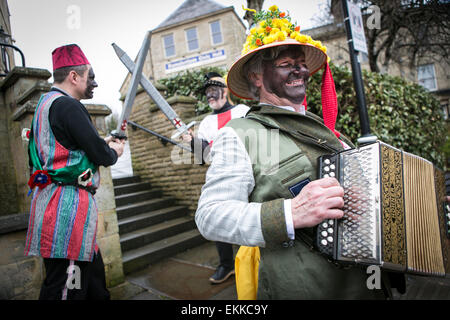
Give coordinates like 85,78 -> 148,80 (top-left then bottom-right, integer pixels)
330,164 -> 335,170
327,228 -> 334,234
329,172 -> 335,177
324,166 -> 330,172
321,231 -> 328,237
327,236 -> 333,242
324,159 -> 331,165
321,239 -> 328,246
324,174 -> 329,178
328,220 -> 334,225
322,222 -> 328,228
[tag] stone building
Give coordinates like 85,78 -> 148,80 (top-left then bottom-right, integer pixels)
0,0 -> 128,299
119,0 -> 247,94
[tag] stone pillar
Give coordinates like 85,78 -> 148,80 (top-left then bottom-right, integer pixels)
0,67 -> 51,299
85,103 -> 125,288
0,67 -> 51,215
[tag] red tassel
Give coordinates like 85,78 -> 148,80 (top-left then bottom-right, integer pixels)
321,63 -> 340,138
302,95 -> 307,111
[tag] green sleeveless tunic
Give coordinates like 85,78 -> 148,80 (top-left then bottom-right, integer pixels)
226,105 -> 387,299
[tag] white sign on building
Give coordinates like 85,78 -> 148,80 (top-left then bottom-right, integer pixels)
165,49 -> 226,74
347,1 -> 368,54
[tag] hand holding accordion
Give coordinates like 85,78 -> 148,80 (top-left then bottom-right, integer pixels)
291,177 -> 345,229
315,141 -> 450,278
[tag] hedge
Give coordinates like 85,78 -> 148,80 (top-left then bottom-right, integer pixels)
158,63 -> 447,169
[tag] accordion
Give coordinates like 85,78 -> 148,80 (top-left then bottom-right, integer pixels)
316,141 -> 450,277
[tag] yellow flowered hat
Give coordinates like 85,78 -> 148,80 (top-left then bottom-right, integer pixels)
227,5 -> 340,138
227,5 -> 328,100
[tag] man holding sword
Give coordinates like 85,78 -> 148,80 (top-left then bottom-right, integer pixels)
25,44 -> 125,300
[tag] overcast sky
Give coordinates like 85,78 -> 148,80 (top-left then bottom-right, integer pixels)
8,0 -> 328,116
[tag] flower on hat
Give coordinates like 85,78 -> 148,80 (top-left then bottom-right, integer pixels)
241,5 -> 328,57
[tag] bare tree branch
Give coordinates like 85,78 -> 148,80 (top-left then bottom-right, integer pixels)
243,0 -> 265,29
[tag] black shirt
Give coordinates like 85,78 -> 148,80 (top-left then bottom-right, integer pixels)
48,88 -> 118,167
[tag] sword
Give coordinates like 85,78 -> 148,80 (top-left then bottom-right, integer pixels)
111,31 -> 151,140
112,42 -> 196,140
128,120 -> 191,152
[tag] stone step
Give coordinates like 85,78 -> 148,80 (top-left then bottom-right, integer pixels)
116,198 -> 174,220
120,216 -> 196,252
115,189 -> 162,207
112,176 -> 141,187
118,206 -> 187,235
122,229 -> 206,275
114,182 -> 152,196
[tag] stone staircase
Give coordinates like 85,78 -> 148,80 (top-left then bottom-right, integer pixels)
113,176 -> 206,274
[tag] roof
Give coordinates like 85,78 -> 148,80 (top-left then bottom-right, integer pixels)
154,0 -> 229,31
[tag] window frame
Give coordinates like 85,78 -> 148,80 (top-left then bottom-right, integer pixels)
209,20 -> 223,46
162,33 -> 176,58
185,26 -> 199,52
417,63 -> 438,92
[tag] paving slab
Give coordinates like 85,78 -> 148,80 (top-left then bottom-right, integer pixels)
125,242 -> 238,300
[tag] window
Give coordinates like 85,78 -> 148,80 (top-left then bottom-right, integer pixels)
163,34 -> 175,57
417,64 -> 437,91
210,20 -> 223,45
185,27 -> 199,51
442,103 -> 449,121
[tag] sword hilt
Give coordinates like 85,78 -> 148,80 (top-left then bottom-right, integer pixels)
171,121 -> 197,140
110,130 -> 128,141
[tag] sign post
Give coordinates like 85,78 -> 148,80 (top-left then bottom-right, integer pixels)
342,0 -> 377,144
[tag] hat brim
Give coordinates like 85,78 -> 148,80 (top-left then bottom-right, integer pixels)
227,38 -> 327,100
203,79 -> 227,91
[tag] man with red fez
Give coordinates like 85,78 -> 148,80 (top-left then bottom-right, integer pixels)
25,44 -> 125,300
195,6 -> 395,299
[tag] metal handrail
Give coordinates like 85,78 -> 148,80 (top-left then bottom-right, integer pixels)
0,42 -> 26,76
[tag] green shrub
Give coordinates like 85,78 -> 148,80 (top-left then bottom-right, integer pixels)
159,63 -> 447,168
306,63 -> 447,168
158,67 -> 258,115
158,67 -> 225,115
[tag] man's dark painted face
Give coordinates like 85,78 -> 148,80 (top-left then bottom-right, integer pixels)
262,47 -> 309,104
205,85 -> 227,110
83,67 -> 98,99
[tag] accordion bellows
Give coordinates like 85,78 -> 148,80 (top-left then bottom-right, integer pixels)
316,141 -> 450,277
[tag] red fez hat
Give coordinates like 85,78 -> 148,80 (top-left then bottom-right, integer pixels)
52,44 -> 90,71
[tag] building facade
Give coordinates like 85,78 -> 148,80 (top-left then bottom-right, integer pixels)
120,0 -> 247,97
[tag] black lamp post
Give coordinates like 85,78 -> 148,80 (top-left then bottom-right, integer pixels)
341,0 -> 377,144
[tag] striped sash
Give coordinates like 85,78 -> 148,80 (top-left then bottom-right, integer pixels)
25,92 -> 100,262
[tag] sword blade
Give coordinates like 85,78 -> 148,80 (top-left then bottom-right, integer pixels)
112,42 -> 194,138
115,31 -> 151,138
128,120 -> 191,152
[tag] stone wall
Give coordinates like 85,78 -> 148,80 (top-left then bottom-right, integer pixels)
127,85 -> 209,215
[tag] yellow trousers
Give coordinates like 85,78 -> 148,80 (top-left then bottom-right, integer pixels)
235,246 -> 260,300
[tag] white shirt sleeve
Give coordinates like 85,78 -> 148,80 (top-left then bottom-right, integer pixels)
284,199 -> 295,240
195,126 -> 266,247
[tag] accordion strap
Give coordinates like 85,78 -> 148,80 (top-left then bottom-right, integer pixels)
295,229 -> 314,250
245,115 -> 341,154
